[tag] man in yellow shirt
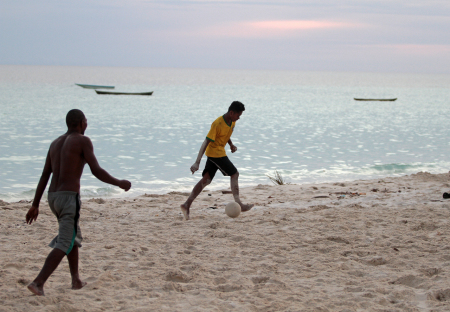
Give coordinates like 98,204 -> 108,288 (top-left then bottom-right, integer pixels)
181,101 -> 253,220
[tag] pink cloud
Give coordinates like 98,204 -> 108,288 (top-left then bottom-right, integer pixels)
187,20 -> 358,38
248,20 -> 353,31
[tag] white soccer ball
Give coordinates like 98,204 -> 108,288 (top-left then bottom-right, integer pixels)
225,202 -> 241,218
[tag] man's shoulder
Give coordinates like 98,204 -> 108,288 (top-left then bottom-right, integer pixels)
50,134 -> 68,148
74,134 -> 92,146
51,133 -> 92,148
211,115 -> 225,125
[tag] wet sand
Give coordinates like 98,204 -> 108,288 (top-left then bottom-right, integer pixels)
1,172 -> 450,311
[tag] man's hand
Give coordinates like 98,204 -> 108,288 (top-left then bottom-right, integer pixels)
26,206 -> 39,225
119,180 -> 132,191
230,144 -> 237,153
190,162 -> 200,174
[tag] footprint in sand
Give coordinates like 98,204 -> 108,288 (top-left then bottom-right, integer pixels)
165,270 -> 191,283
4,263 -> 24,270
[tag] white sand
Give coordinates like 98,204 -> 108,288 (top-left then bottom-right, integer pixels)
2,172 -> 450,311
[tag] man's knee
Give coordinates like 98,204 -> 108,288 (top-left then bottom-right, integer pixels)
201,175 -> 212,186
231,171 -> 239,179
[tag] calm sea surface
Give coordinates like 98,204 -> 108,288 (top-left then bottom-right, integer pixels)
1,65 -> 450,201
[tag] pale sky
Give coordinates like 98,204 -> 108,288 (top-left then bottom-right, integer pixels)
1,0 -> 449,73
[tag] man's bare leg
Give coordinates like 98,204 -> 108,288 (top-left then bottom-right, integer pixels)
231,172 -> 254,212
181,173 -> 211,220
27,248 -> 66,296
67,245 -> 86,290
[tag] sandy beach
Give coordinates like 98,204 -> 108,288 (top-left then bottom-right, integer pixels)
2,172 -> 450,311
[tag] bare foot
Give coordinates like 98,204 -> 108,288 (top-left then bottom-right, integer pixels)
240,203 -> 254,212
180,204 -> 190,220
27,282 -> 44,296
72,280 -> 87,290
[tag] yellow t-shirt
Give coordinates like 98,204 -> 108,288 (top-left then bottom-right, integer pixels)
205,115 -> 235,158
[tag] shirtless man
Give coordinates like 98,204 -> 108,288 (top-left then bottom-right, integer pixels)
180,101 -> 253,220
25,109 -> 131,296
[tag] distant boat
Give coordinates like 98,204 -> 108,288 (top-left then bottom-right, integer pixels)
354,98 -> 397,101
95,90 -> 153,96
76,83 -> 115,89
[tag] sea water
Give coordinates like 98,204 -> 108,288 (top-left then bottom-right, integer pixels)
1,65 -> 450,201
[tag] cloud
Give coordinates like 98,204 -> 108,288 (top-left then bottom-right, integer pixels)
248,20 -> 354,30
364,44 -> 450,56
1,0 -> 449,72
178,19 -> 360,39
245,20 -> 358,37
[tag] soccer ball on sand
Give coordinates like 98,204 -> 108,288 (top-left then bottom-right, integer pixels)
225,202 -> 241,218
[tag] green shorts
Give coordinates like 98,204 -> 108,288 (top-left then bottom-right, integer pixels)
47,191 -> 83,254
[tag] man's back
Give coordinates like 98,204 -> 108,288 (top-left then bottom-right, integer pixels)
48,133 -> 87,193
205,116 -> 235,158
27,108 -> 130,223
25,109 -> 131,296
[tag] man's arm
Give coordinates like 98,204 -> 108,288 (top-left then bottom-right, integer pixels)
82,137 -> 131,191
26,151 -> 52,224
190,138 -> 210,174
228,139 -> 237,153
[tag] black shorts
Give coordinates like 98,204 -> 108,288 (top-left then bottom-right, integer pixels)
202,156 -> 237,180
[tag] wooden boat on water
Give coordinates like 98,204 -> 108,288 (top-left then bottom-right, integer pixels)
95,90 -> 153,96
354,98 -> 397,101
76,83 -> 115,89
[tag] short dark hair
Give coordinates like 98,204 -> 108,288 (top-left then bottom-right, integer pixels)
66,109 -> 85,128
228,101 -> 245,113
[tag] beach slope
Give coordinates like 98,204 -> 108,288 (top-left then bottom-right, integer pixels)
1,172 -> 450,311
